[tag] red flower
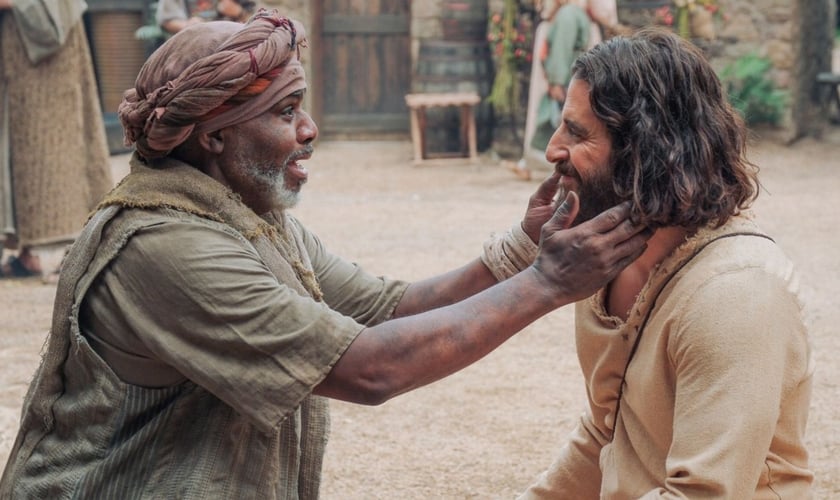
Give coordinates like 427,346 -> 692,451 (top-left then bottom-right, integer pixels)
654,6 -> 674,26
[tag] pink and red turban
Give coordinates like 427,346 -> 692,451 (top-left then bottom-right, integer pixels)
118,9 -> 306,159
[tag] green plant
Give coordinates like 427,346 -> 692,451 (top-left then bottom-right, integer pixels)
720,54 -> 787,126
487,0 -> 516,112
487,0 -> 530,115
487,6 -> 533,72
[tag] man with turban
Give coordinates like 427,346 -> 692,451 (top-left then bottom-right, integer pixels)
1,10 -> 650,498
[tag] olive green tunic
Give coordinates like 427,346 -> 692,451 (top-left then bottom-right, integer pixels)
1,157 -> 409,499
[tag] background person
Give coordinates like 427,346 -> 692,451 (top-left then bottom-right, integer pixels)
529,0 -> 590,153
511,0 -> 589,181
514,0 -> 629,182
156,0 -> 218,35
0,0 -> 113,279
216,0 -> 256,23
572,0 -> 620,49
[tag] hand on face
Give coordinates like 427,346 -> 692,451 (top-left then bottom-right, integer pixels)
533,194 -> 651,304
521,168 -> 567,243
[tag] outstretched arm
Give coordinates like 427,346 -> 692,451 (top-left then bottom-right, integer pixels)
315,191 -> 649,404
391,167 -> 569,318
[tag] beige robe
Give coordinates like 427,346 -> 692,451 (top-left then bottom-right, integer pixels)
0,6 -> 113,249
520,214 -> 813,498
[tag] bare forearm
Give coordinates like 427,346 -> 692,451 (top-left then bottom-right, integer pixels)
391,168 -> 563,320
0,0 -> 12,10
316,197 -> 650,406
391,258 -> 498,318
315,266 -> 563,404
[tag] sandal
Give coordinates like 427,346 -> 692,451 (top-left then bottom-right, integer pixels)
0,254 -> 43,279
503,160 -> 532,181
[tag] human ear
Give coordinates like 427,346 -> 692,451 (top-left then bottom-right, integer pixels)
198,129 -> 225,154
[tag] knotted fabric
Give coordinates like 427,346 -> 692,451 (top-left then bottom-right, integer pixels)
481,223 -> 539,281
118,8 -> 306,159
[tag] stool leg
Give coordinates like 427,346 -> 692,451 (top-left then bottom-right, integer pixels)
418,108 -> 428,160
459,105 -> 469,157
409,107 -> 423,164
833,87 -> 840,124
466,105 -> 478,162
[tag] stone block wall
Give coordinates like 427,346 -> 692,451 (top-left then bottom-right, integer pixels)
259,0 -> 835,143
704,0 -> 835,141
411,0 -> 446,65
449,0 -> 838,142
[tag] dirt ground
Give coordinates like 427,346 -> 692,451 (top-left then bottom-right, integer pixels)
1,130 -> 839,498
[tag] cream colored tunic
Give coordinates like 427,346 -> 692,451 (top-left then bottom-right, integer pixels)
521,214 -> 813,499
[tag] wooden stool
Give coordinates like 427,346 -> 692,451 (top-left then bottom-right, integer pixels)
404,92 -> 480,165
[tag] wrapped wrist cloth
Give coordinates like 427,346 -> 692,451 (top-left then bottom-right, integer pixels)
481,222 -> 539,281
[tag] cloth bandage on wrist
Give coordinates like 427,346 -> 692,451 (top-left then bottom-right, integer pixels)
480,223 -> 539,281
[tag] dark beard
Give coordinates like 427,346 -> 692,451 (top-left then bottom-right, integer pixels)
568,169 -> 624,227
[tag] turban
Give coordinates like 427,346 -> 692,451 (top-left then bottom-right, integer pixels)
118,9 -> 307,159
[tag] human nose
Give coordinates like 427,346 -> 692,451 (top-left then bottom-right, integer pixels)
298,109 -> 318,144
544,128 -> 568,165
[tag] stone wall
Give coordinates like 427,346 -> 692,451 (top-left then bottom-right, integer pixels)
261,0 -> 836,143
411,0 -> 447,63
442,0 -> 838,143
698,0 -> 835,141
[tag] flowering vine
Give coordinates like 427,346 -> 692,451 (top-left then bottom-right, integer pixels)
653,0 -> 725,39
487,0 -> 534,114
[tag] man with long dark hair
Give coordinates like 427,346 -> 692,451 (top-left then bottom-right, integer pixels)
520,27 -> 813,498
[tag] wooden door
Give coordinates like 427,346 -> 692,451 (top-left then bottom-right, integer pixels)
311,0 -> 411,136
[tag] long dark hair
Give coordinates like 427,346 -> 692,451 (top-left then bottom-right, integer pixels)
572,27 -> 759,231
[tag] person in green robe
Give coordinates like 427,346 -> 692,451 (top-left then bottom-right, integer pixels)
530,0 -> 591,152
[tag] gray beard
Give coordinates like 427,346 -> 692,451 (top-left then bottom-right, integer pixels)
245,161 -> 301,211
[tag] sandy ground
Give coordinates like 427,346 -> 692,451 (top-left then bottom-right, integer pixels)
1,130 -> 839,498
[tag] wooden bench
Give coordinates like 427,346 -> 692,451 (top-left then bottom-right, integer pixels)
404,92 -> 481,165
817,72 -> 840,123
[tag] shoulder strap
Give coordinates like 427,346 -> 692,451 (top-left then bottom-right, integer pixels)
611,231 -> 774,439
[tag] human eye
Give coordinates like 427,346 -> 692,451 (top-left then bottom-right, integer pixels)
275,91 -> 305,119
563,120 -> 585,140
271,102 -> 296,119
